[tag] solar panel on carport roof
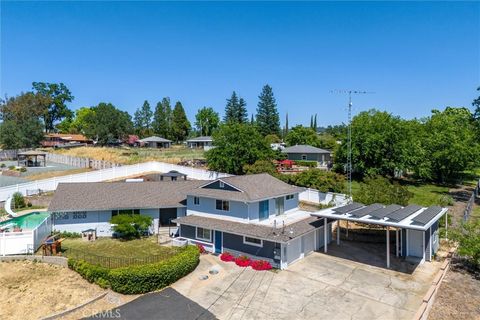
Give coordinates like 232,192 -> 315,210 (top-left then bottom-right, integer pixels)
412,206 -> 443,225
386,204 -> 422,222
349,203 -> 384,218
368,204 -> 402,219
332,202 -> 364,214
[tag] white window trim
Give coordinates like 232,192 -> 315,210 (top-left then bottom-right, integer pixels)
215,199 -> 230,212
193,196 -> 200,206
286,194 -> 294,200
196,227 -> 212,242
301,154 -> 307,160
243,236 -> 263,247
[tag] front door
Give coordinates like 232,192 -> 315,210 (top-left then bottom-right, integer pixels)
275,197 -> 285,216
214,231 -> 222,254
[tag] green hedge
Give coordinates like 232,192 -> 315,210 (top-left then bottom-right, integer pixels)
68,245 -> 200,294
294,160 -> 317,168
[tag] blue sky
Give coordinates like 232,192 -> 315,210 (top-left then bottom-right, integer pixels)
1,1 -> 479,127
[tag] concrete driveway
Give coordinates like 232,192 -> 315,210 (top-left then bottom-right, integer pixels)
173,250 -> 440,320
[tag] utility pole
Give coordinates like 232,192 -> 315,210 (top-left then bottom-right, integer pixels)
331,90 -> 373,201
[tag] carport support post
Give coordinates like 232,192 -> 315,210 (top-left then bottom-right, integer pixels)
324,218 -> 328,253
386,226 -> 390,268
396,229 -> 399,257
336,220 -> 340,245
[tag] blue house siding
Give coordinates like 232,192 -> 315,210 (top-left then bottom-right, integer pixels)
201,180 -> 240,191
187,195 -> 248,219
286,153 -> 331,163
222,232 -> 277,260
179,224 -> 213,243
52,210 -> 113,236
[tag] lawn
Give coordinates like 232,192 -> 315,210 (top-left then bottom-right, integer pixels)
351,180 -> 450,207
50,145 -> 205,165
62,237 -> 181,268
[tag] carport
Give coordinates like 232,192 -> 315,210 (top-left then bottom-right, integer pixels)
311,203 -> 448,268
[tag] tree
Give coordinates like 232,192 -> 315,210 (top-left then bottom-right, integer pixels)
0,92 -> 45,149
419,107 -> 478,182
243,160 -> 277,175
256,84 -> 280,136
334,109 -> 414,178
110,214 -> 152,240
310,115 -> 314,129
250,114 -> 255,125
313,114 -> 317,131
32,82 -> 74,132
472,86 -> 480,138
354,176 -> 412,206
452,219 -> 480,268
171,101 -> 191,142
206,123 -> 272,174
285,125 -> 319,147
85,103 -> 133,145
133,100 -> 153,138
194,107 -> 220,136
153,97 -> 172,139
224,91 -> 248,124
279,169 -> 346,193
264,134 -> 281,144
284,112 -> 289,138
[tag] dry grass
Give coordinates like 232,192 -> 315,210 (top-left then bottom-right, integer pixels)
0,260 -> 105,320
51,146 -> 205,165
25,168 -> 92,181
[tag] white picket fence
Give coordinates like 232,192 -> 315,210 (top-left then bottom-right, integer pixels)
45,153 -> 119,169
0,215 -> 52,256
0,161 -> 231,202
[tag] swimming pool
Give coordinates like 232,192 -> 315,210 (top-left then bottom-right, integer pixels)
0,212 -> 51,230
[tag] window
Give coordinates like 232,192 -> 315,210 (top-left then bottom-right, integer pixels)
112,209 -> 140,217
193,196 -> 200,205
243,236 -> 263,247
301,154 -> 307,160
286,194 -> 294,200
196,227 -> 212,241
219,181 -> 225,188
72,212 -> 87,219
215,200 -> 230,211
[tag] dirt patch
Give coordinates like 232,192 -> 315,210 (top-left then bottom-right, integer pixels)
0,260 -> 105,320
428,264 -> 480,320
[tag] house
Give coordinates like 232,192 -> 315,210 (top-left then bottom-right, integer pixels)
48,173 -> 335,269
41,133 -> 93,148
48,180 -> 205,236
282,145 -> 332,167
186,136 -> 213,149
139,136 -> 172,148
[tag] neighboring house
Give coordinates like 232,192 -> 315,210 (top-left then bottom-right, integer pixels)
139,136 -> 172,148
41,133 -> 93,148
282,145 -> 332,167
186,136 -> 213,149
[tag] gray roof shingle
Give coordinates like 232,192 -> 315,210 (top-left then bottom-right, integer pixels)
48,180 -> 205,212
173,214 -> 327,243
188,173 -> 304,202
139,136 -> 171,143
186,136 -> 213,142
282,145 -> 331,154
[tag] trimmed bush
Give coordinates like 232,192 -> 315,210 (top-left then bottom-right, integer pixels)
12,192 -> 26,209
68,245 -> 200,294
235,255 -> 251,267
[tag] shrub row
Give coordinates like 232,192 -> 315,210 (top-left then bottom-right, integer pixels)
220,252 -> 272,271
293,160 -> 317,168
68,245 -> 200,294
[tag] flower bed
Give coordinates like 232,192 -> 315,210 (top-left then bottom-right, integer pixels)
220,252 -> 273,271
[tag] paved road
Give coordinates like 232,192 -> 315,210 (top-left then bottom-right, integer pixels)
85,288 -> 217,320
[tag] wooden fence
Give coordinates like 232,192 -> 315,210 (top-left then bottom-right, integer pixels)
0,149 -> 32,160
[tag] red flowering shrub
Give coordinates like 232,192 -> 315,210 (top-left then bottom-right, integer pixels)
250,260 -> 272,271
196,244 -> 206,254
235,255 -> 251,267
220,252 -> 235,262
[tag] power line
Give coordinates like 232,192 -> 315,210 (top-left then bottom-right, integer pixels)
331,90 -> 374,201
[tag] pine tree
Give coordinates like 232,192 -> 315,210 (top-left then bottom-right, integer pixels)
313,114 -> 317,132
171,101 -> 191,142
224,91 -> 239,123
153,97 -> 172,139
237,98 -> 248,123
284,112 -> 289,137
133,100 -> 153,137
310,115 -> 313,129
251,114 -> 255,125
256,84 -> 280,136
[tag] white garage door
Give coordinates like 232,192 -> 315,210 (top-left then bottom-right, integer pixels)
287,237 -> 302,265
302,231 -> 315,256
